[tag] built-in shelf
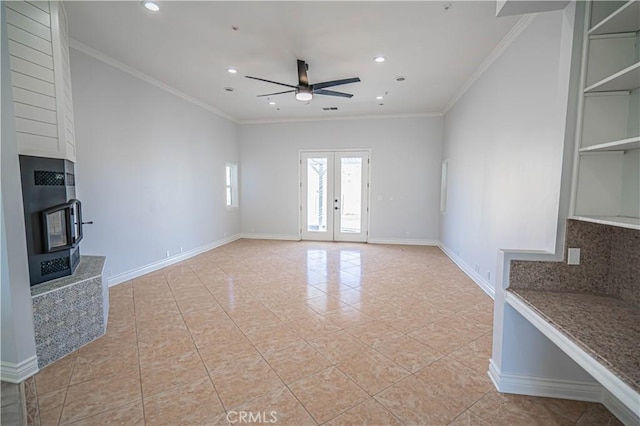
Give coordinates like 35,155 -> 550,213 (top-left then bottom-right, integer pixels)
589,1 -> 640,35
506,290 -> 639,421
570,215 -> 640,230
584,62 -> 640,93
580,136 -> 640,152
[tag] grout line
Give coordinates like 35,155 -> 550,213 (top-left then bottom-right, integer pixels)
187,263 -> 229,419
53,347 -> 77,425
130,283 -> 147,424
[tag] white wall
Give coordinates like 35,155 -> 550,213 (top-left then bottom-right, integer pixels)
239,116 -> 442,242
70,49 -> 240,282
445,3 -> 601,403
441,10 -> 575,292
1,5 -> 38,381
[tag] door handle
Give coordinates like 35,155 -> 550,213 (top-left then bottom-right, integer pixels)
335,206 -> 339,210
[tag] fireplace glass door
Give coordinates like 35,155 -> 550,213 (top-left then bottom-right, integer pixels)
45,209 -> 69,250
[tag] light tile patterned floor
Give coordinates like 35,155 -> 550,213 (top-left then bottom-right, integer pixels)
26,240 -> 622,425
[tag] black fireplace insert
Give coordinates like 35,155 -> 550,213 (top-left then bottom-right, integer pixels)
19,155 -> 83,285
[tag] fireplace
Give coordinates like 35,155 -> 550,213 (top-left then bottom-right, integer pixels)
19,155 -> 83,286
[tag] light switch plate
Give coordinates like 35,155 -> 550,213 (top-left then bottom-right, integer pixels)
567,248 -> 580,265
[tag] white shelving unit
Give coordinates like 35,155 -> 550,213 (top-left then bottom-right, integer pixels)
572,0 -> 640,230
579,136 -> 640,152
569,214 -> 640,229
588,0 -> 640,35
584,62 -> 640,92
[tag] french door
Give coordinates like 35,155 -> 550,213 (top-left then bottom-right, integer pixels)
300,151 -> 369,242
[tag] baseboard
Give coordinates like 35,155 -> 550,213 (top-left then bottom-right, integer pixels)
490,360 -> 637,424
602,388 -> 640,426
239,233 -> 301,241
108,234 -> 241,286
438,242 -> 495,299
488,359 -> 501,390
0,356 -> 39,383
368,238 -> 439,246
488,359 -> 602,402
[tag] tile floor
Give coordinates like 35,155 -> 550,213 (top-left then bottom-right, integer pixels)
25,240 -> 622,425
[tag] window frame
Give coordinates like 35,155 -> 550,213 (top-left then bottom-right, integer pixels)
225,162 -> 239,210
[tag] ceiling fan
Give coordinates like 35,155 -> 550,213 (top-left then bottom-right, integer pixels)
246,60 -> 360,102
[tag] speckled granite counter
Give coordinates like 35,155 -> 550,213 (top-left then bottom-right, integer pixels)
31,256 -> 108,368
509,289 -> 640,393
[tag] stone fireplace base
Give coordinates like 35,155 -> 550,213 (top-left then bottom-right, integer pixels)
31,256 -> 108,369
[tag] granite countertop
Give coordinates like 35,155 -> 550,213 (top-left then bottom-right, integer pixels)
31,256 -> 106,297
509,288 -> 640,393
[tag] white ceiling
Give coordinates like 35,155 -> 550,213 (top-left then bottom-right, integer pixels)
64,1 -> 520,123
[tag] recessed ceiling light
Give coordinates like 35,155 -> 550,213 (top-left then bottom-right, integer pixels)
223,87 -> 235,92
379,103 -> 384,106
141,1 -> 159,12
226,67 -> 238,74
374,56 -> 386,63
268,101 -> 276,105
395,76 -> 406,82
376,96 -> 384,100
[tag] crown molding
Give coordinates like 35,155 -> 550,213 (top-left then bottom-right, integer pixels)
239,112 -> 442,125
69,38 -> 238,123
443,13 -> 537,114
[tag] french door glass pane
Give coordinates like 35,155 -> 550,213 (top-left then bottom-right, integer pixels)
340,157 -> 362,233
307,158 -> 328,232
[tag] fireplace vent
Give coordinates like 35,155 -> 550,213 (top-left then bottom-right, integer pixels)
41,257 -> 70,276
35,171 -> 66,186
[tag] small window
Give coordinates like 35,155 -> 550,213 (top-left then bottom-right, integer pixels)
225,162 -> 238,209
440,160 -> 448,214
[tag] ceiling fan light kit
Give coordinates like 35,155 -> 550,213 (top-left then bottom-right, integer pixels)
246,60 -> 360,103
295,87 -> 313,102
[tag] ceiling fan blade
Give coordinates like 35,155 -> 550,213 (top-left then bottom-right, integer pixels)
256,90 -> 296,97
313,89 -> 353,98
297,60 -> 309,86
312,77 -> 360,90
245,76 -> 297,89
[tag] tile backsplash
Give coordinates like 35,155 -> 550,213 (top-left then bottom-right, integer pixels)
510,220 -> 640,308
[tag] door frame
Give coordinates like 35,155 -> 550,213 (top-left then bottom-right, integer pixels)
298,149 -> 371,242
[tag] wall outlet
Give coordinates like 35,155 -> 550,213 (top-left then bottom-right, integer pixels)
166,250 -> 170,258
224,232 -> 227,237
377,195 -> 383,201
487,271 -> 491,281
567,248 -> 580,265
180,247 -> 183,253
405,231 -> 410,236
475,264 -> 480,273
